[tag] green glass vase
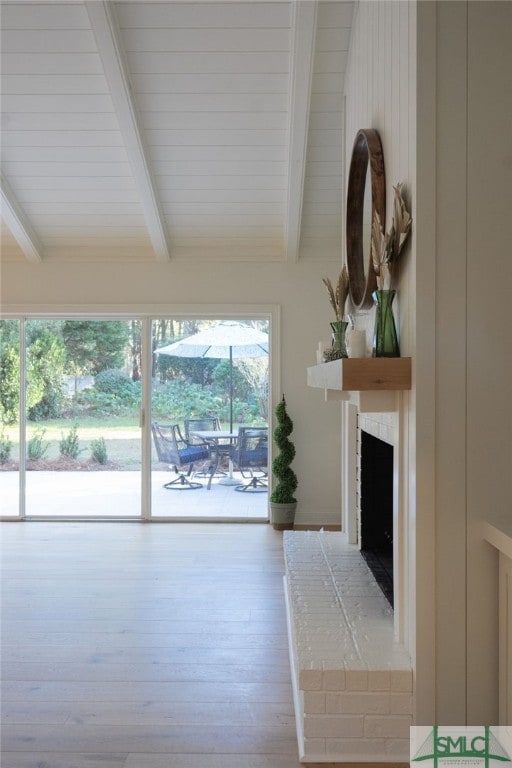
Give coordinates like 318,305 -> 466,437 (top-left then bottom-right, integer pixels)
372,289 -> 400,357
330,320 -> 348,359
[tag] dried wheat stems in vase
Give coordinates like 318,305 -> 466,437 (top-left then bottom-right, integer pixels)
323,264 -> 349,321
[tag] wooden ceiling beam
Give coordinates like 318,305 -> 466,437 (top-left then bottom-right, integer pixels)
85,1 -> 171,262
1,173 -> 44,263
285,0 -> 317,262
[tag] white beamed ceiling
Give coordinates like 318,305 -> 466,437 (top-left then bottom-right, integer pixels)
0,0 -> 353,264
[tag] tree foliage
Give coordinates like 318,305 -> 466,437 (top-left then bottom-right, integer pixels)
27,332 -> 67,420
0,320 -> 67,424
0,317 -> 269,427
62,320 -> 130,375
0,342 -> 20,425
157,354 -> 217,386
0,321 -> 20,425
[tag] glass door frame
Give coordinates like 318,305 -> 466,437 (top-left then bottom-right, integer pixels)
0,305 -> 279,521
15,315 -> 146,521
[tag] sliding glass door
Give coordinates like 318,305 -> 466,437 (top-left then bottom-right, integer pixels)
150,317 -> 269,521
0,319 -> 21,517
0,313 -> 272,521
23,319 -> 143,519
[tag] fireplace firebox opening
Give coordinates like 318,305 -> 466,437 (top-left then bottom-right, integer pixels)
360,431 -> 394,607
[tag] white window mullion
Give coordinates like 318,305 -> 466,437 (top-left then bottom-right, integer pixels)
18,318 -> 27,519
141,317 -> 153,521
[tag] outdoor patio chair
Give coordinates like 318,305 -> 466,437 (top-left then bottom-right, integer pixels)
151,422 -> 211,490
184,417 -> 221,444
184,416 -> 234,483
233,426 -> 268,493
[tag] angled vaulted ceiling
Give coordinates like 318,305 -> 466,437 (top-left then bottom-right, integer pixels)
0,1 -> 354,264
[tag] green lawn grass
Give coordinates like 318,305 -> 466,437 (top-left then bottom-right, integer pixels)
2,413 -> 265,470
3,415 -> 142,468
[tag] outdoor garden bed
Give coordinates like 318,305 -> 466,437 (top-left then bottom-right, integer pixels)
0,458 -> 121,472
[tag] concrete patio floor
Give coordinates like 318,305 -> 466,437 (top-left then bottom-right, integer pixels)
0,470 -> 268,521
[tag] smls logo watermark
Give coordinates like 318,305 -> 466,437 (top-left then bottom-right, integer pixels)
411,726 -> 512,767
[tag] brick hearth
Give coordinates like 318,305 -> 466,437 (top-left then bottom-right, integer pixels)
284,530 -> 413,763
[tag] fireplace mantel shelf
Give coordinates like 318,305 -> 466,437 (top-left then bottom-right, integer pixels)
307,357 -> 411,412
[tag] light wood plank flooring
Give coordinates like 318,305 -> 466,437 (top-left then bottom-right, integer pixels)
0,522 -> 405,768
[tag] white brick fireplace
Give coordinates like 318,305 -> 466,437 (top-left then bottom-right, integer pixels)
341,392 -> 409,645
284,530 -> 412,763
286,373 -> 413,762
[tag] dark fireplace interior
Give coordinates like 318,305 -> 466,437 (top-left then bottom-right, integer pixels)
360,431 -> 394,607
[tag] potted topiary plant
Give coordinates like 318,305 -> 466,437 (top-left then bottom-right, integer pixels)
269,395 -> 297,530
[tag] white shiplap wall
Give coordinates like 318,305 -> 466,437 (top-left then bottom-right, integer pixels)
345,0 -> 411,238
342,0 -> 419,708
344,0 -> 413,348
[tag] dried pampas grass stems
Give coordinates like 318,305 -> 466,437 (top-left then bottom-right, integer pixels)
323,265 -> 349,321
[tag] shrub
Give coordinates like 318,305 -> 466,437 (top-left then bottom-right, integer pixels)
27,428 -> 48,461
94,369 -> 134,397
70,371 -> 140,417
151,378 -> 264,427
72,390 -> 126,417
91,437 -> 108,465
28,387 -> 64,421
59,423 -> 82,459
78,369 -> 139,416
0,430 -> 12,464
151,380 -> 222,421
270,396 -> 297,504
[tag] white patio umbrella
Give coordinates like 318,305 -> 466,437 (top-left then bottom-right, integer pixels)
155,321 -> 269,432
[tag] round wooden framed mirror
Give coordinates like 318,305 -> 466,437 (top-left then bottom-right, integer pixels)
346,129 -> 386,309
